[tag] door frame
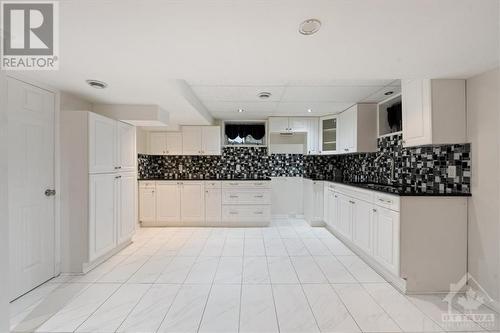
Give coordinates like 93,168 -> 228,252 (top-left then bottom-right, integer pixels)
6,73 -> 62,280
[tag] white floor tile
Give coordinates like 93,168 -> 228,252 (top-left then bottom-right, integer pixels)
302,284 -> 360,332
320,237 -> 355,255
76,283 -> 150,332
267,256 -> 299,284
332,283 -> 401,332
97,255 -> 150,283
313,256 -> 357,284
117,284 -> 180,333
244,238 -> 266,256
221,238 -> 244,257
200,238 -> 225,257
156,256 -> 196,283
302,238 -> 331,255
242,257 -> 270,284
127,256 -> 173,283
198,285 -> 241,333
264,238 -> 288,256
283,238 -> 310,256
239,284 -> 279,333
272,284 -> 320,333
157,284 -> 211,333
336,255 -> 386,283
291,256 -> 328,283
214,257 -> 243,284
184,256 -> 219,284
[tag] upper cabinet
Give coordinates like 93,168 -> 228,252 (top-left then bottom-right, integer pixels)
117,122 -> 136,172
182,126 -> 221,155
269,117 -> 309,133
401,79 -> 465,148
306,118 -> 319,155
319,115 -> 338,154
149,132 -> 182,155
337,104 -> 377,154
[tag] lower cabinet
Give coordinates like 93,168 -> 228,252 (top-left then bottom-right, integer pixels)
337,194 -> 354,240
180,182 -> 205,223
156,182 -> 181,223
352,199 -> 374,255
372,206 -> 400,275
139,182 -> 156,223
205,187 -> 222,223
117,172 -> 137,244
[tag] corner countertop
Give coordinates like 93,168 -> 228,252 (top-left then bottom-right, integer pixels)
138,177 -> 272,181
303,176 -> 471,197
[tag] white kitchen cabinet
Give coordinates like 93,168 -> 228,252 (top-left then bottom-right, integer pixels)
401,79 -> 466,147
156,182 -> 181,222
180,181 -> 205,223
337,194 -> 353,240
149,132 -> 167,155
289,117 -> 309,132
352,199 -> 373,255
116,172 -> 137,244
336,104 -> 377,154
319,115 -> 338,154
89,173 -> 117,262
117,122 -> 136,172
373,206 -> 400,275
324,187 -> 338,229
89,112 -> 117,173
205,184 -> 222,223
306,118 -> 319,155
139,184 -> 156,223
182,126 -> 221,155
166,132 -> 183,155
268,117 -> 309,133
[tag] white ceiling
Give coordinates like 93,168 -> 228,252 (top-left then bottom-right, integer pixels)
20,0 -> 499,127
191,80 -> 401,119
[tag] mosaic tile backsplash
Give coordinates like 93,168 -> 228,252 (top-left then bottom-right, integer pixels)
138,133 -> 471,194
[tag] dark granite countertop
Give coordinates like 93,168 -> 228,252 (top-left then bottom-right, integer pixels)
303,176 -> 471,197
138,177 -> 272,181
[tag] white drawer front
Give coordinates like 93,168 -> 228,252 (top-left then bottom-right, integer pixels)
222,205 -> 271,222
221,181 -> 271,189
222,189 -> 271,205
373,193 -> 400,211
205,181 -> 222,189
139,181 -> 156,189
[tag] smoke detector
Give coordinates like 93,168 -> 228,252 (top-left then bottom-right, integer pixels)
299,19 -> 321,35
86,79 -> 108,89
258,92 -> 272,99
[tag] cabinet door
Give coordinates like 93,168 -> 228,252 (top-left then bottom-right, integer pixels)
165,132 -> 183,155
289,117 -> 309,132
373,207 -> 400,275
117,122 -> 136,172
89,113 -> 116,173
352,199 -> 373,255
312,181 -> 323,222
337,194 -> 353,240
205,188 -> 222,223
139,187 -> 156,222
117,172 -> 136,244
401,79 -> 432,147
268,117 -> 290,132
202,126 -> 221,155
338,106 -> 356,153
156,182 -> 181,222
182,127 -> 202,155
149,132 -> 167,155
319,116 -> 337,154
307,118 -> 319,155
89,174 -> 117,261
180,182 -> 205,222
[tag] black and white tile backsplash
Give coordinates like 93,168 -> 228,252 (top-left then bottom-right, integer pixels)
138,133 -> 471,194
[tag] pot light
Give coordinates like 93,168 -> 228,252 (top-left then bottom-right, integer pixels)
86,79 -> 108,89
299,18 -> 321,35
384,91 -> 394,96
307,108 -> 312,113
258,92 -> 272,99
238,108 -> 244,113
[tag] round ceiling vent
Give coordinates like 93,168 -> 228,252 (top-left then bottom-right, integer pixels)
299,18 -> 322,35
258,92 -> 272,99
384,91 -> 394,96
86,79 -> 108,89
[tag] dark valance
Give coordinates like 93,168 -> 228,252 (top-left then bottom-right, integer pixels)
225,124 -> 266,140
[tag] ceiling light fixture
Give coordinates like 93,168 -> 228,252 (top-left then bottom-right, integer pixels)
258,92 -> 272,99
86,79 -> 108,89
307,108 -> 312,113
384,91 -> 394,96
238,108 -> 244,113
299,18 -> 322,35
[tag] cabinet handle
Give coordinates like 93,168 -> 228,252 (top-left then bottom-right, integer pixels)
229,211 -> 238,215
254,211 -> 264,215
378,198 -> 392,204
115,175 -> 121,179
229,183 -> 239,185
254,195 -> 264,198
229,195 -> 239,198
349,200 -> 355,204
255,183 -> 263,186
334,195 -> 338,198
373,208 -> 377,212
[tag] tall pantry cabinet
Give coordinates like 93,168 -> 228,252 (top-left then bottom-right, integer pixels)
61,111 -> 137,273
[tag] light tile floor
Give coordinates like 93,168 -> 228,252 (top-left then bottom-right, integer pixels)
10,218 -> 500,333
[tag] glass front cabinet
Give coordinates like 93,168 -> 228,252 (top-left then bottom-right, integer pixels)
319,115 -> 338,154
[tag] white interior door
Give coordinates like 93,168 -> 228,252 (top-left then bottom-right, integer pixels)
8,78 -> 55,300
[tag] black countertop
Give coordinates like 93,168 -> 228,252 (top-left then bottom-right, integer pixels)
138,177 -> 272,181
304,177 -> 471,197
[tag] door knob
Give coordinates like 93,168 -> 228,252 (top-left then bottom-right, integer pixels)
44,189 -> 56,196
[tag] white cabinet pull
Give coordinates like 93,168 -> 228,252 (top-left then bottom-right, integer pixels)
229,195 -> 239,198
229,211 -> 238,215
229,182 -> 238,185
372,208 -> 377,212
255,183 -> 263,186
254,195 -> 264,198
254,211 -> 264,215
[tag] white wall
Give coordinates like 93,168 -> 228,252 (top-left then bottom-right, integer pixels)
0,71 -> 10,332
60,92 -> 92,111
466,67 -> 500,310
136,128 -> 149,154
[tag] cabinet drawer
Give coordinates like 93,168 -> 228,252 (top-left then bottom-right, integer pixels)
222,181 -> 271,189
373,193 -> 400,212
205,181 -> 222,189
222,189 -> 270,205
139,181 -> 156,189
222,205 -> 271,222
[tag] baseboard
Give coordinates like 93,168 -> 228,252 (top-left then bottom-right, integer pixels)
140,221 -> 270,227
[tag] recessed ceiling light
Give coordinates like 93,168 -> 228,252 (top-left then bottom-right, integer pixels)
299,18 -> 321,35
258,92 -> 272,99
86,79 -> 107,89
384,91 -> 394,96
307,108 -> 312,113
237,108 -> 244,113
